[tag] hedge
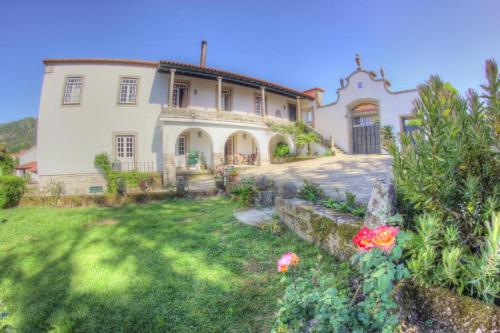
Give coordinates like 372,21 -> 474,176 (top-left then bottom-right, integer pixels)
0,175 -> 26,209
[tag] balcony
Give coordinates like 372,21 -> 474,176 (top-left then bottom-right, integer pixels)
159,107 -> 293,126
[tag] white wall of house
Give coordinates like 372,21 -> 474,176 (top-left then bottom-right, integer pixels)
314,70 -> 419,153
37,61 -> 309,193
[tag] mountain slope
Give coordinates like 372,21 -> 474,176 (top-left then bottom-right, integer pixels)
0,117 -> 37,153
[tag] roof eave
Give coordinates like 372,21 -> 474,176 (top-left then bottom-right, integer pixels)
158,63 -> 312,100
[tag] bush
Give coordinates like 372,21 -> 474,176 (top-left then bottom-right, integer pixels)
41,178 -> 65,207
273,142 -> 289,158
388,59 -> 500,303
0,175 -> 26,208
274,227 -> 409,332
298,180 -> 325,203
230,177 -> 256,206
322,192 -> 366,217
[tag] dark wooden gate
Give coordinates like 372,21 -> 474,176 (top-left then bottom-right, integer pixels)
352,115 -> 380,154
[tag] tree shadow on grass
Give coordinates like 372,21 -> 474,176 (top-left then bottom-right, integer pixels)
0,198 -> 336,332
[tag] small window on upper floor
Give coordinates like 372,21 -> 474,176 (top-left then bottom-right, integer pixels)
254,95 -> 263,115
221,88 -> 232,111
172,81 -> 189,108
63,76 -> 83,105
118,77 -> 138,104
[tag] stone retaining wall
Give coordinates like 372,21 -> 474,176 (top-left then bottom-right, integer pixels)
396,281 -> 500,332
274,197 -> 363,260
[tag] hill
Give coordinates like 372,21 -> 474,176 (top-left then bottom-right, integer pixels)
0,117 -> 37,153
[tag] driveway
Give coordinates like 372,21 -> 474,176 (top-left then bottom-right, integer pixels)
238,154 -> 392,203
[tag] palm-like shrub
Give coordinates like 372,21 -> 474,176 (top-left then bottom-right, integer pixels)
388,59 -> 500,303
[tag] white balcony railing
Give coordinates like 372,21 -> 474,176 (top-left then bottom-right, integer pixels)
160,107 -> 293,126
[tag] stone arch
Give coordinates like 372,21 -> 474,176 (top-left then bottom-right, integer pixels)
223,130 -> 261,166
268,133 -> 292,163
174,127 -> 213,170
346,99 -> 381,154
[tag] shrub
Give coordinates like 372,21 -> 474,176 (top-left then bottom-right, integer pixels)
0,175 -> 26,208
230,177 -> 256,206
0,144 -> 15,176
388,59 -> 500,302
322,192 -> 366,218
298,180 -> 325,203
274,226 -> 409,332
41,178 -> 65,207
273,142 -> 289,158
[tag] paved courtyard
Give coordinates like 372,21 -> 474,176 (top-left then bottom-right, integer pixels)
239,154 -> 392,203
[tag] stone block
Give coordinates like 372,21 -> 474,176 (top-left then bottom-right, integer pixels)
277,181 -> 297,199
275,197 -> 362,260
364,177 -> 396,228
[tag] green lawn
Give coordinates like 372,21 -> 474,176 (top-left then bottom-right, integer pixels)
0,197 -> 342,332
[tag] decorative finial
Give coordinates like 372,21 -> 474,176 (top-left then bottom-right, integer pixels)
355,53 -> 362,70
380,67 -> 385,79
340,78 -> 345,88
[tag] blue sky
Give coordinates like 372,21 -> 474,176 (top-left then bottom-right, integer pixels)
1,0 -> 499,123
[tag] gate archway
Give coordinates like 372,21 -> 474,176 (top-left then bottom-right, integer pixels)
350,102 -> 380,154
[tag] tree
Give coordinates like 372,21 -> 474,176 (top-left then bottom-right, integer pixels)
269,121 -> 321,156
0,144 -> 15,176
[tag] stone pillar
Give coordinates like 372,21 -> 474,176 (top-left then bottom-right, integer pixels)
260,87 -> 266,116
163,152 -> 176,187
212,152 -> 224,168
217,76 -> 222,112
168,69 -> 176,108
364,178 -> 397,228
296,96 -> 302,122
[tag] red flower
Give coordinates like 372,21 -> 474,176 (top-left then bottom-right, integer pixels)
371,226 -> 399,253
352,227 -> 375,251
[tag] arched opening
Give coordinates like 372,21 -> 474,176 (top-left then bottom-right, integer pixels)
268,134 -> 290,163
224,130 -> 260,166
350,102 -> 381,154
174,128 -> 213,171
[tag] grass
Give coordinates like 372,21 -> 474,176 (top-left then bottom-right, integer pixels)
0,197 -> 343,332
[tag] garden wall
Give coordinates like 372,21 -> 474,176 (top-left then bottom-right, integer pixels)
274,197 -> 362,260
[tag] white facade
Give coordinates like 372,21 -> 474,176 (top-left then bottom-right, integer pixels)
315,69 -> 419,154
37,59 -> 313,194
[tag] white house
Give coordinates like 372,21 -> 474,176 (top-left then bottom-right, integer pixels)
37,42 -> 317,194
36,44 -> 420,195
314,55 -> 419,154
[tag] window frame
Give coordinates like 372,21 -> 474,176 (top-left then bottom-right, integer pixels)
117,76 -> 139,105
254,93 -> 265,115
172,80 -> 190,108
61,75 -> 84,106
221,87 -> 232,111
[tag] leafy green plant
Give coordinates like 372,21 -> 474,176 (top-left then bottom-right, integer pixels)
0,144 -> 15,176
298,180 -> 325,203
269,121 -> 321,156
274,226 -> 410,333
388,59 -> 500,302
272,142 -> 289,158
380,125 -> 395,150
230,177 -> 256,207
0,175 -> 25,209
320,191 -> 365,217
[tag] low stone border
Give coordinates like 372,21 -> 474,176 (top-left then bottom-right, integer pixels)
396,281 -> 500,332
274,197 -> 362,260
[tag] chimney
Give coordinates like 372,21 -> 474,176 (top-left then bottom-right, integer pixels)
200,40 -> 207,68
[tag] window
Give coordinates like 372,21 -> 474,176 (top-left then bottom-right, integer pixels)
353,115 -> 378,127
172,82 -> 188,108
116,135 -> 135,160
177,135 -> 186,155
254,95 -> 263,115
221,88 -> 231,111
306,111 -> 314,124
118,77 -> 138,104
63,76 -> 82,104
